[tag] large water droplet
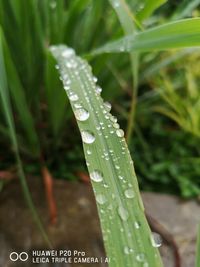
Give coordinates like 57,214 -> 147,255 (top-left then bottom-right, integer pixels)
125,188 -> 135,198
96,194 -> 107,205
81,131 -> 95,144
113,123 -> 120,129
116,129 -> 124,137
151,232 -> 162,248
74,108 -> 89,121
93,77 -> 98,83
96,86 -> 102,95
110,116 -> 117,123
118,206 -> 129,221
90,170 -> 103,182
62,48 -> 75,58
104,102 -> 112,111
69,94 -> 79,101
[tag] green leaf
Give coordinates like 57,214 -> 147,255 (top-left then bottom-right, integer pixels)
0,28 -> 50,247
0,27 -> 40,155
51,45 -> 164,267
45,51 -> 68,137
92,18 -> 200,54
137,0 -> 167,22
109,0 -> 139,143
171,0 -> 200,20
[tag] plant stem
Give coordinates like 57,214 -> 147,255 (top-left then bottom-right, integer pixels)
126,53 -> 139,143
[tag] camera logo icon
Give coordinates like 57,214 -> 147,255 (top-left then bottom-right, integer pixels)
9,252 -> 29,262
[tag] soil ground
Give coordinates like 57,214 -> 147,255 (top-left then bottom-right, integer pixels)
0,177 -> 199,267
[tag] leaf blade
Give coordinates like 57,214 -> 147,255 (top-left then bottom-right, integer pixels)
93,18 -> 200,54
51,45 -> 164,267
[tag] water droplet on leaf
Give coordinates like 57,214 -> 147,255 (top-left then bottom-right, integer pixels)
96,194 -> 107,205
125,188 -> 135,198
151,232 -> 162,248
116,129 -> 124,137
118,206 -> 129,221
69,94 -> 79,101
74,108 -> 89,121
90,170 -> 103,182
81,131 -> 95,144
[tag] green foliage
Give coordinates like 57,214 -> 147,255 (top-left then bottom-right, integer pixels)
133,115 -> 200,198
153,52 -> 200,138
0,29 -> 50,246
0,0 -> 199,253
93,18 -> 200,55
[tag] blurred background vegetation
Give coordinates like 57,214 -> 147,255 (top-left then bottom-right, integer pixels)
0,0 -> 200,199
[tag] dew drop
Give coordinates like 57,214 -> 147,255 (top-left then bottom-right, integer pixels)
124,246 -> 131,255
116,129 -> 124,137
90,170 -> 103,182
74,108 -> 89,121
86,149 -> 92,155
103,183 -> 109,188
62,48 -> 75,58
93,77 -> 98,83
136,253 -> 145,262
118,206 -> 129,221
81,131 -> 95,144
69,94 -> 79,102
125,188 -> 135,198
74,103 -> 82,109
113,123 -> 120,129
104,101 -> 112,111
96,194 -> 107,205
64,85 -> 70,90
151,232 -> 162,248
96,86 -> 102,95
134,221 -> 141,229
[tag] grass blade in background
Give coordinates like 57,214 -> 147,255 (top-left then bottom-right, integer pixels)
45,51 -> 68,138
136,0 -> 167,22
195,224 -> 200,267
0,27 -> 40,156
171,0 -> 200,20
93,18 -> 200,54
51,45 -> 164,267
0,30 -> 51,247
109,0 -> 138,144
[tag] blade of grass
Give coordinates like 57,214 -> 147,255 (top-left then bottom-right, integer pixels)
51,45 -> 164,267
1,27 -> 40,156
136,0 -> 167,22
0,30 -> 51,247
45,51 -> 68,138
140,48 -> 200,82
109,0 -> 139,144
171,0 -> 200,20
92,18 -> 200,55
